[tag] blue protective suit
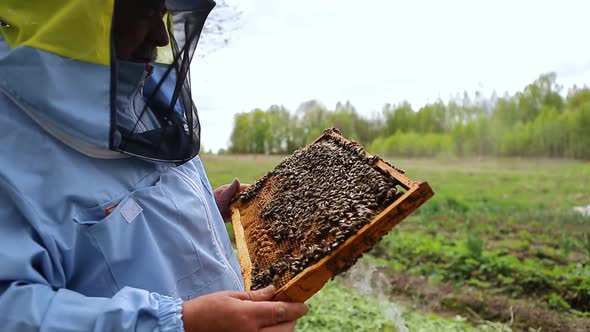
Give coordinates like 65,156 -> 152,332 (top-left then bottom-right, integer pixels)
0,34 -> 244,331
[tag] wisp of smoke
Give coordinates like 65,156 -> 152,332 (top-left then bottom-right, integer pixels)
344,261 -> 408,332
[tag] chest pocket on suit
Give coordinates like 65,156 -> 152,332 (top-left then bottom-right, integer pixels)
73,171 -> 203,298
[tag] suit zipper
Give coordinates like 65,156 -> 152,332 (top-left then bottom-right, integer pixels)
169,167 -> 243,291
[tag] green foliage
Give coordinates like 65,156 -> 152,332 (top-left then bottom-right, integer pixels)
548,293 -> 571,311
298,281 -> 508,332
376,231 -> 590,312
465,234 -> 484,260
227,73 -> 590,159
560,234 -> 575,257
297,281 -> 404,332
360,157 -> 590,313
382,101 -> 414,136
228,100 -> 379,154
368,132 -> 453,158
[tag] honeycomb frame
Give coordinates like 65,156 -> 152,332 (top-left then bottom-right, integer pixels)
230,129 -> 434,302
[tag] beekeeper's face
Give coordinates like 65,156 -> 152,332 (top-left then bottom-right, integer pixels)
113,0 -> 169,63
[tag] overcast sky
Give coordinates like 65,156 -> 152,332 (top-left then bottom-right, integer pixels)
191,0 -> 590,153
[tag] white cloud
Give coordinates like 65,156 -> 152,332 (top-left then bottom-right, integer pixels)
192,0 -> 590,152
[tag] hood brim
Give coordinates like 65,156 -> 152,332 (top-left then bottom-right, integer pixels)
166,0 -> 216,12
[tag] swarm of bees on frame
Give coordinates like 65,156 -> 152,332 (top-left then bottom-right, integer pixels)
234,128 -> 404,290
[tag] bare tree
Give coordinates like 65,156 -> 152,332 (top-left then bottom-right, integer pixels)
198,0 -> 242,57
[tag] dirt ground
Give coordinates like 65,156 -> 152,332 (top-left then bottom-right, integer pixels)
371,269 -> 590,332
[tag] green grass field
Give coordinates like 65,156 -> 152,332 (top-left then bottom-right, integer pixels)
202,155 -> 590,331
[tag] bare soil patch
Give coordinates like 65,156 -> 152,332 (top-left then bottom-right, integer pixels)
376,269 -> 590,332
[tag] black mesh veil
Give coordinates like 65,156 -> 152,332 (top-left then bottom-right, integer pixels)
110,0 -> 215,164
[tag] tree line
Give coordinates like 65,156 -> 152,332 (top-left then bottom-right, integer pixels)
226,73 -> 590,159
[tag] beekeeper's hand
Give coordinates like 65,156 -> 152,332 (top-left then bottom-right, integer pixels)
214,178 -> 250,221
182,285 -> 308,332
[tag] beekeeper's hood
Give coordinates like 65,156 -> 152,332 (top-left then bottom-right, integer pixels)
0,0 -> 215,164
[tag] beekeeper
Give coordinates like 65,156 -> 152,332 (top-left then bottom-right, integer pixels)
0,0 -> 307,331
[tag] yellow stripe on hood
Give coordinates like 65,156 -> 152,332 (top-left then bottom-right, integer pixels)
0,0 -> 114,65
